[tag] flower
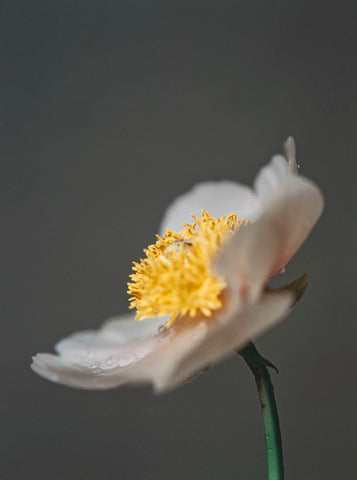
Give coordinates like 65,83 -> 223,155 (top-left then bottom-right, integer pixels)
31,138 -> 324,393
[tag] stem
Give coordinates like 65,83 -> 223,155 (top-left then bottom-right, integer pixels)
239,342 -> 284,480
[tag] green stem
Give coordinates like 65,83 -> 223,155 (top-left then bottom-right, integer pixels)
239,342 -> 284,480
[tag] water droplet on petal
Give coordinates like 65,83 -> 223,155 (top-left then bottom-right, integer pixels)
105,356 -> 115,367
90,365 -> 103,375
158,325 -> 166,334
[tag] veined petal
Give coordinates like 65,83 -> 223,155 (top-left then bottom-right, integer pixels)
217,175 -> 324,302
159,181 -> 260,234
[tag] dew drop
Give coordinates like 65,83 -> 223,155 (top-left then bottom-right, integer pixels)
158,324 -> 166,334
105,356 -> 116,367
90,365 -> 103,375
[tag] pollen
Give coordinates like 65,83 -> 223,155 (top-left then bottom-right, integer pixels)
127,211 -> 245,326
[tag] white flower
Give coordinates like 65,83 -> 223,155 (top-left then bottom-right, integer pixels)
31,138 -> 323,393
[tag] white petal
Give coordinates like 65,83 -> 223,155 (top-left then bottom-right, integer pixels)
217,176 -> 324,302
31,353 -> 128,390
122,290 -> 293,393
55,313 -> 167,368
159,181 -> 260,234
166,290 -> 293,392
253,137 -> 298,201
31,314 -> 170,390
254,155 -> 292,201
100,313 -> 166,342
32,290 -> 293,392
111,321 -> 209,392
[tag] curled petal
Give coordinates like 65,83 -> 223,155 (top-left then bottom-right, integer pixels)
160,138 -> 299,236
253,154 -> 291,201
217,176 -> 324,302
159,181 -> 260,234
253,137 -> 298,202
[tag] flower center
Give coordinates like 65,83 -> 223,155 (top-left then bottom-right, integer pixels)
127,211 -> 245,326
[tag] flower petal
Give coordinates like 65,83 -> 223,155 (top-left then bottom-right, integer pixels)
217,175 -> 324,302
159,181 -> 260,234
31,292 -> 293,393
31,314 -> 169,390
31,353 -> 129,390
100,313 -> 166,342
123,289 -> 293,393
253,137 -> 298,202
253,154 -> 290,200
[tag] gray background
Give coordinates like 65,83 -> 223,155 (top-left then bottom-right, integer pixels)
2,1 -> 356,479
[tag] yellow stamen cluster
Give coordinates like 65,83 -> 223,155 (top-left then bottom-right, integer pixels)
128,211 -> 245,326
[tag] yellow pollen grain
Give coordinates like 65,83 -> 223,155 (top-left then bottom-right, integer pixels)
127,210 -> 245,325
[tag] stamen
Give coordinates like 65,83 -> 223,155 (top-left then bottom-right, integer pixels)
127,211 -> 245,324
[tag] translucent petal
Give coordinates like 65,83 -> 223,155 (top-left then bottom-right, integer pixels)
254,155 -> 291,201
31,353 -> 129,390
120,290 -> 293,392
159,181 -> 260,234
217,176 -> 324,302
31,314 -> 170,390
31,292 -> 292,393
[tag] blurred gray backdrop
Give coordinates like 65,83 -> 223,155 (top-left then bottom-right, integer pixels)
2,1 -> 356,479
